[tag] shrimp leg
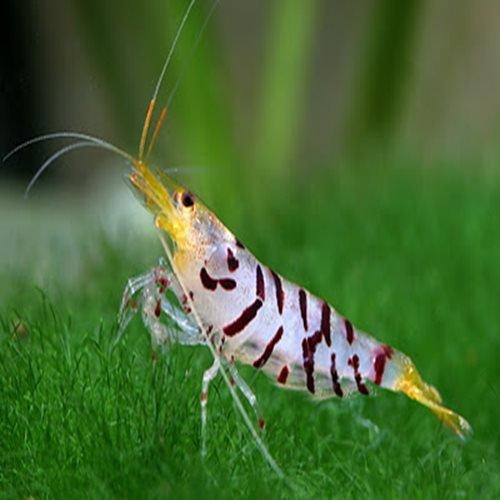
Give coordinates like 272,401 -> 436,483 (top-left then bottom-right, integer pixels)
200,357 -> 220,457
117,259 -> 203,347
227,361 -> 264,430
118,264 -> 224,456
118,263 -> 266,453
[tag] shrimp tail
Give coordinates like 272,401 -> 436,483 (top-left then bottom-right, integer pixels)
392,353 -> 472,440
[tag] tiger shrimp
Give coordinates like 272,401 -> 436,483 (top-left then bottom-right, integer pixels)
4,0 -> 470,478
118,148 -> 471,443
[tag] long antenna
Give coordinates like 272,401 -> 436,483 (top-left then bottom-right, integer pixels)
138,99 -> 156,160
24,142 -> 97,197
3,132 -> 134,164
138,0 -> 197,160
145,106 -> 168,160
152,0 -> 197,105
166,0 -> 220,110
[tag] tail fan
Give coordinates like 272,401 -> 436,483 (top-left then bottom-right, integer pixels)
394,354 -> 472,439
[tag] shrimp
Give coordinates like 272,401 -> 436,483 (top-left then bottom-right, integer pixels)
119,150 -> 471,440
4,0 -> 470,478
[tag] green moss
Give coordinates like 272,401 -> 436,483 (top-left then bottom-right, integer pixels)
1,165 -> 499,498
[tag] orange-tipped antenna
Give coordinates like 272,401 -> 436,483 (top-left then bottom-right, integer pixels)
151,0 -> 197,105
145,106 -> 168,160
166,0 -> 220,110
137,0 -> 197,161
136,0 -> 196,160
138,98 -> 156,160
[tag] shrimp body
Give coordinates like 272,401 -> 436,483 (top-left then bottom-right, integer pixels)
123,160 -> 471,439
178,235 -> 398,396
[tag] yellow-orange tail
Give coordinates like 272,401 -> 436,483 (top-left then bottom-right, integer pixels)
394,354 -> 472,440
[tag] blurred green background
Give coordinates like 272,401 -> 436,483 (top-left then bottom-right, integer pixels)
1,0 -> 499,497
2,0 -> 500,192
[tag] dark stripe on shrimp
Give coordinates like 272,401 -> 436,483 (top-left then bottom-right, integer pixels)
219,278 -> 237,290
277,365 -> 289,384
223,299 -> 263,336
299,289 -> 308,330
321,302 -> 331,346
302,339 -> 315,393
271,270 -> 284,314
344,319 -> 355,344
330,353 -> 343,397
253,326 -> 284,368
157,277 -> 169,294
256,265 -> 265,300
235,239 -> 245,249
373,344 -> 394,385
200,267 -> 236,291
301,329 -> 323,394
154,300 -> 161,318
200,267 -> 217,290
348,354 -> 369,395
227,248 -> 239,272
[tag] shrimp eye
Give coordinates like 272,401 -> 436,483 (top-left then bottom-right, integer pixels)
181,191 -> 195,208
